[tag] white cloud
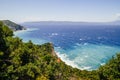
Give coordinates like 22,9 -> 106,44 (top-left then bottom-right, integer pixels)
115,13 -> 120,19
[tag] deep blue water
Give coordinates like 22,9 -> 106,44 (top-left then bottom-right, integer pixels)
14,24 -> 120,70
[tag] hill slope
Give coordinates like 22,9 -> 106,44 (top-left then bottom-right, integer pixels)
2,20 -> 26,31
0,21 -> 120,80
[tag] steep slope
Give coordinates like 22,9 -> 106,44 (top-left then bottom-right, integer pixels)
0,21 -> 98,80
2,20 -> 26,31
0,21 -> 120,80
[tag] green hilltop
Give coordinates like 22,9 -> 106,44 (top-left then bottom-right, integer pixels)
0,21 -> 120,80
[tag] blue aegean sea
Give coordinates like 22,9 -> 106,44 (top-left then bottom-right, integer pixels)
14,24 -> 120,70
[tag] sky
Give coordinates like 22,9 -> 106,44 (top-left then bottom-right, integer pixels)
0,0 -> 120,23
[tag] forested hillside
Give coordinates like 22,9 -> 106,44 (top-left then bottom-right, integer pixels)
1,20 -> 26,31
0,21 -> 120,80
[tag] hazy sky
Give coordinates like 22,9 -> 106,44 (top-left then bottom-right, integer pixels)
0,0 -> 120,22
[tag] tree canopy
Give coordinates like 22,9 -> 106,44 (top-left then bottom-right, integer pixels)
0,21 -> 120,80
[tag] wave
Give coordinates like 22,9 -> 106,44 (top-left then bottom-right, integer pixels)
56,52 -> 84,69
55,43 -> 120,70
14,26 -> 120,71
56,51 -> 93,70
51,33 -> 58,36
14,28 -> 38,35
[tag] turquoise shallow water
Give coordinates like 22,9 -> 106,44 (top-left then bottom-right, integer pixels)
55,43 -> 120,70
14,25 -> 120,70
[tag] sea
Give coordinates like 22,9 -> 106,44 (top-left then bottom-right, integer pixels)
14,24 -> 120,70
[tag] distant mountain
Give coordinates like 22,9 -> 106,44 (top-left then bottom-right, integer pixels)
22,21 -> 87,26
2,20 -> 26,31
22,20 -> 120,26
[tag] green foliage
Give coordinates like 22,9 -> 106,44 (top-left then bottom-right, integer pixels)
98,53 -> 120,80
2,20 -> 26,31
0,21 -> 13,52
0,22 -> 120,80
0,21 -> 13,37
36,75 -> 49,80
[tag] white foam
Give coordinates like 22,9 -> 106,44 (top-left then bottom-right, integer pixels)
14,28 -> 38,35
51,33 -> 58,36
56,52 -> 79,68
81,66 -> 91,70
83,43 -> 88,45
55,51 -> 93,70
75,43 -> 81,46
100,63 -> 105,66
85,55 -> 88,58
57,46 -> 61,49
55,43 -> 120,71
80,59 -> 83,61
79,38 -> 83,41
14,29 -> 26,35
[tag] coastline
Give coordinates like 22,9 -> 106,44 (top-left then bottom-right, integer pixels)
13,28 -> 38,35
55,51 -> 92,70
13,27 -> 120,71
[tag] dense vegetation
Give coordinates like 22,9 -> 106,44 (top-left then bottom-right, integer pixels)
0,21 -> 120,80
98,53 -> 120,80
2,20 -> 26,31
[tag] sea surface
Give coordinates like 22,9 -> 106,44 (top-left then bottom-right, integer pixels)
14,24 -> 120,70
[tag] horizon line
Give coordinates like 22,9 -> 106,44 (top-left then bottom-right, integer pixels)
1,19 -> 119,23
